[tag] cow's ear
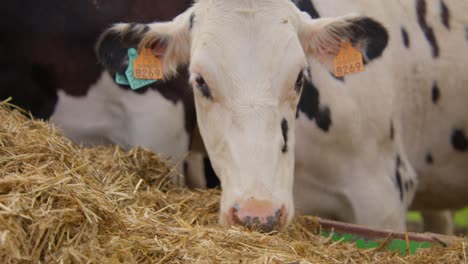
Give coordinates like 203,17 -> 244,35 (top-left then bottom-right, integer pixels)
299,16 -> 389,70
96,8 -> 193,80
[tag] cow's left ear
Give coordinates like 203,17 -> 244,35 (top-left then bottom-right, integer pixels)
96,7 -> 194,80
298,16 -> 389,70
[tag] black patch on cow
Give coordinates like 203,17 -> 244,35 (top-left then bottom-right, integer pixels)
298,76 -> 332,132
432,82 -> 440,104
345,18 -> 389,61
189,13 -> 195,30
315,106 -> 331,132
425,152 -> 434,164
281,118 -> 289,153
395,155 -> 404,201
295,0 -> 320,18
295,71 -> 304,93
440,0 -> 450,30
417,0 -> 440,58
204,157 -> 220,188
298,78 -> 319,120
401,27 -> 410,48
451,129 -> 468,152
390,120 -> 395,140
96,24 -> 150,74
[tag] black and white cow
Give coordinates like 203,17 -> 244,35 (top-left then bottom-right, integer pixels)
0,0 -> 197,178
3,0 -> 467,234
97,0 -> 468,233
96,0 -> 394,232
292,0 -> 468,234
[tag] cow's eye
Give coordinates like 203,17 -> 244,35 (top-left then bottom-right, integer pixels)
195,76 -> 212,99
295,71 -> 304,92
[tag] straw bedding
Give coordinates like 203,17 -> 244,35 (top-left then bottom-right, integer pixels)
0,101 -> 466,263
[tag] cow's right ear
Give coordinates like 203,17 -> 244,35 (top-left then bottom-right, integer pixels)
95,8 -> 193,80
298,15 -> 389,71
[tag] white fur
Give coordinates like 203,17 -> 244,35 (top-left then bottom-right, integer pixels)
51,72 -> 189,184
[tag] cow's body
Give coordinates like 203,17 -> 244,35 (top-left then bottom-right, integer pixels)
0,0 -> 197,171
51,73 -> 190,168
294,0 -> 468,232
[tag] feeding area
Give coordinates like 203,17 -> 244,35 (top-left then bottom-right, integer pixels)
0,101 -> 467,263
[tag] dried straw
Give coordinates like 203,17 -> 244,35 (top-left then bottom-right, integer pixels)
0,101 -> 466,263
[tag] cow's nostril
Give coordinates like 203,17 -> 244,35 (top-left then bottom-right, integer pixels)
232,205 -> 284,232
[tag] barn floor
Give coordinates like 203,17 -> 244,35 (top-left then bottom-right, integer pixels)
0,101 -> 467,263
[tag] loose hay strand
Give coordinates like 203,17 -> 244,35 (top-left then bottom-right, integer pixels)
0,102 -> 466,263
464,241 -> 467,264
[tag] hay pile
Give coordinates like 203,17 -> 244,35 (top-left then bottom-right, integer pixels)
0,102 -> 466,263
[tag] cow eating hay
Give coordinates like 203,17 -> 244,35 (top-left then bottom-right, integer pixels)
0,101 -> 466,263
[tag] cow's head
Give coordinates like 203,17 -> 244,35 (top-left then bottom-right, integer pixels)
96,0 -> 388,232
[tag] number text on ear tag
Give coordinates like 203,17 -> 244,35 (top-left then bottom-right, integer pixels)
133,48 -> 163,80
125,48 -> 157,90
333,41 -> 364,77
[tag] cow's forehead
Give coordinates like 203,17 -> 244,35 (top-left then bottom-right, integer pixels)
190,0 -> 307,94
194,0 -> 302,33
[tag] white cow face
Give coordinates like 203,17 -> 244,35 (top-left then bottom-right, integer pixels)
96,0 -> 387,232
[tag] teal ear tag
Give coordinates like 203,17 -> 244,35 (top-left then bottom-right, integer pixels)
115,72 -> 130,85
125,48 -> 157,90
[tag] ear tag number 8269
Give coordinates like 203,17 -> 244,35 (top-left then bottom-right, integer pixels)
333,41 -> 364,77
133,48 -> 163,80
123,48 -> 162,90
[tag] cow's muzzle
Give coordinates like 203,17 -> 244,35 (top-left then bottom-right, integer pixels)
226,199 -> 287,232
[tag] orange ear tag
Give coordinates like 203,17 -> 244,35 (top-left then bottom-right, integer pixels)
333,41 -> 364,77
133,48 -> 163,80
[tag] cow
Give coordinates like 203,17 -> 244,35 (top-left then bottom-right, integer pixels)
0,0 -> 197,180
95,0 -> 392,232
292,0 -> 468,234
4,0 -> 465,234
98,0 -> 468,234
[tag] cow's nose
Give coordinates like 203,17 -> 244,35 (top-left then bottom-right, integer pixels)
227,199 -> 287,232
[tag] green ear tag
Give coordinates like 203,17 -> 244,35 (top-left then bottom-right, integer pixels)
125,48 -> 157,90
115,72 -> 130,85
